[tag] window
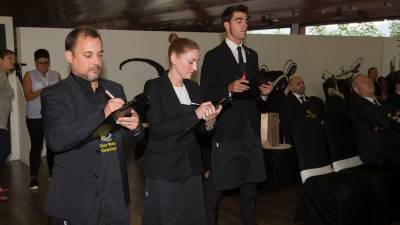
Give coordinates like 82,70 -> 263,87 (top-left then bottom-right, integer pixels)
306,20 -> 400,37
248,28 -> 291,35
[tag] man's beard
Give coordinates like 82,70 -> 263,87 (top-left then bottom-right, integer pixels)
86,66 -> 102,81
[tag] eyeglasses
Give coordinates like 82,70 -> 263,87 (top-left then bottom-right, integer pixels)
36,60 -> 50,65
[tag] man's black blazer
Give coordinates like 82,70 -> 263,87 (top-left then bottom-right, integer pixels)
387,92 -> 400,109
280,91 -> 325,144
143,74 -> 205,181
201,41 -> 260,141
351,96 -> 392,165
41,75 -> 142,219
200,41 -> 266,190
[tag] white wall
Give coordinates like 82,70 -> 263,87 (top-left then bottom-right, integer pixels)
14,27 -> 399,162
16,27 -> 400,98
16,28 -> 225,99
247,35 -> 390,97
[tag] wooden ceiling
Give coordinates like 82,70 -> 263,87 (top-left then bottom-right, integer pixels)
1,0 -> 399,32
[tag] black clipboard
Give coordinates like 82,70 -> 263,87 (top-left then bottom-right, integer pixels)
89,93 -> 150,139
183,97 -> 232,134
250,70 -> 288,92
111,93 -> 149,121
213,97 -> 232,109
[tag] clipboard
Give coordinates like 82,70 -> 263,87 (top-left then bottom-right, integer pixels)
183,97 -> 233,134
250,70 -> 288,92
111,93 -> 150,121
214,97 -> 232,109
89,93 -> 150,139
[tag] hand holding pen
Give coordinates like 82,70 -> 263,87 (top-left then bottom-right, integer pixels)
104,90 -> 125,118
104,89 -> 139,131
194,101 -> 222,121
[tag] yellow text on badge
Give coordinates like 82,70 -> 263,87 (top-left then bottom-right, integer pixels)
99,141 -> 117,153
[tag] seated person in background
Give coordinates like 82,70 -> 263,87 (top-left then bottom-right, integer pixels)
280,75 -> 325,144
368,67 -> 387,100
386,74 -> 400,109
351,74 -> 400,168
323,77 -> 348,118
377,76 -> 388,99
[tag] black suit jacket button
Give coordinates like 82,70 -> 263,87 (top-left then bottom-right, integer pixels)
93,174 -> 99,178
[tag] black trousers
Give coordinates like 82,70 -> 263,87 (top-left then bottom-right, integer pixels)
142,175 -> 207,225
385,148 -> 400,169
26,118 -> 54,177
205,173 -> 258,225
0,128 -> 11,166
52,195 -> 130,225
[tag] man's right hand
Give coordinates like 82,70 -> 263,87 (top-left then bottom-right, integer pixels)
104,98 -> 125,118
228,78 -> 250,93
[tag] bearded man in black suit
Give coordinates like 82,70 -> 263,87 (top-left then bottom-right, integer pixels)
41,27 -> 143,225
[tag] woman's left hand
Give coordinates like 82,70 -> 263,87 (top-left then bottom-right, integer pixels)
203,104 -> 222,121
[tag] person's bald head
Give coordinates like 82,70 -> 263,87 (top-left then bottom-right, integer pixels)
289,75 -> 305,95
352,74 -> 375,98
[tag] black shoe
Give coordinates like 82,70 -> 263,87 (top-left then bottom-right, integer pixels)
29,178 -> 39,190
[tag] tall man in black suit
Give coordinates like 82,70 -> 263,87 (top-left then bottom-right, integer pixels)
200,4 -> 272,225
351,74 -> 400,168
41,27 -> 143,225
280,75 -> 325,144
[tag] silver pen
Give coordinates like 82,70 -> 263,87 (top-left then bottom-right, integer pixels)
105,89 -> 115,99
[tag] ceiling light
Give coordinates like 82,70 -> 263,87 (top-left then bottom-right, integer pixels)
316,9 -> 327,14
347,5 -> 357,11
382,0 -> 392,7
261,14 -> 275,25
292,11 -> 299,16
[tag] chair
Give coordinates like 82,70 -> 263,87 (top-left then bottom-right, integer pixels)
324,115 -> 400,225
292,118 -> 373,225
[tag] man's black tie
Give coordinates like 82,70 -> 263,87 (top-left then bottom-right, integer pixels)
300,96 -> 306,104
237,46 -> 244,63
237,46 -> 247,76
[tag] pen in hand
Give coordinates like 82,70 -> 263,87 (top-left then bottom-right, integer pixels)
105,90 -> 115,99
